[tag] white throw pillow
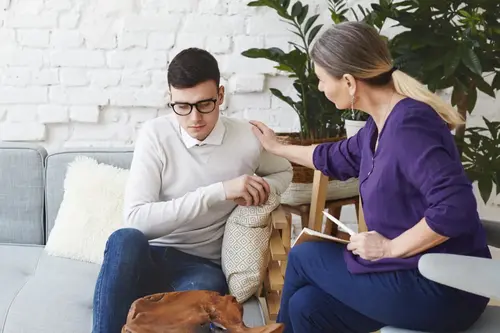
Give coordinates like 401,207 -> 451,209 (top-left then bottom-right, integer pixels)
221,193 -> 281,303
45,156 -> 129,264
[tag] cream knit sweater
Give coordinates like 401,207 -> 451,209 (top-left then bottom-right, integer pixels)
123,114 -> 293,261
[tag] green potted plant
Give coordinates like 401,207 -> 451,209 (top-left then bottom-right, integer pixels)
459,117 -> 500,205
366,0 -> 500,151
240,0 -> 363,208
241,0 -> 346,184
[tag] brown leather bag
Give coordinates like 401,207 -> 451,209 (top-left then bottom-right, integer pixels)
122,290 -> 284,333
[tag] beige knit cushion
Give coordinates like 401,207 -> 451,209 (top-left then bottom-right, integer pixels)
221,193 -> 281,303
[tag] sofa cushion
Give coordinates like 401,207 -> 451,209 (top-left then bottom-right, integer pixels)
45,149 -> 133,238
45,156 -> 130,264
0,244 -> 266,333
0,244 -> 98,333
0,143 -> 46,245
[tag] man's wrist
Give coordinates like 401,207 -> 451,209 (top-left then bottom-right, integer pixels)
204,182 -> 227,206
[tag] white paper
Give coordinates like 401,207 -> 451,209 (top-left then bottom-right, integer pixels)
322,211 -> 357,236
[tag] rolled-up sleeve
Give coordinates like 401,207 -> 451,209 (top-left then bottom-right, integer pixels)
396,112 -> 478,238
312,127 -> 365,180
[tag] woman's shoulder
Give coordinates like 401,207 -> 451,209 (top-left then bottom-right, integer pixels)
389,97 -> 448,134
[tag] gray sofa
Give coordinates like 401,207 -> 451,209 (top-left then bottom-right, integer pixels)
0,143 -> 265,333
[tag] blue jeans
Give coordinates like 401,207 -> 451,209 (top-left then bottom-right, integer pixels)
92,228 -> 228,333
278,241 -> 489,333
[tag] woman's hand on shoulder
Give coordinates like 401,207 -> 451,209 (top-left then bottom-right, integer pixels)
347,231 -> 393,261
249,120 -> 282,154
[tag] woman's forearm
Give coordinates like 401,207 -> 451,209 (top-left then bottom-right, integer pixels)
388,218 -> 449,258
271,143 -> 317,169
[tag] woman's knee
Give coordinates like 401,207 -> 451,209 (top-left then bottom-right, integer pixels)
287,242 -> 325,270
288,286 -> 315,318
104,228 -> 149,261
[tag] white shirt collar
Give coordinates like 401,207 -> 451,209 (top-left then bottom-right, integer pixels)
179,118 -> 226,149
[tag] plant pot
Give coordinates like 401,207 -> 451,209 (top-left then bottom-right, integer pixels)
344,119 -> 367,138
276,132 -> 360,206
276,133 -> 343,184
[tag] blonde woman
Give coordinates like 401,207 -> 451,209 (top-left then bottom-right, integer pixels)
251,22 -> 491,333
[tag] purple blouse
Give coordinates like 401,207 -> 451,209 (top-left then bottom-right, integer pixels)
313,98 -> 491,274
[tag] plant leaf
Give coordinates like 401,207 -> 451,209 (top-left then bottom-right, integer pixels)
308,25 -> 322,45
304,14 -> 320,34
496,171 -> 500,194
270,88 -> 296,108
291,2 -> 302,17
478,176 -> 493,204
467,87 -> 478,113
461,48 -> 482,75
474,75 -> 496,98
247,1 -> 264,7
297,4 -> 308,24
492,72 -> 500,90
444,51 -> 461,77
241,47 -> 284,62
280,0 -> 290,9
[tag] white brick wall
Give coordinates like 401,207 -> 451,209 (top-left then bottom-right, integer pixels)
0,0 -> 315,149
0,0 -> 498,213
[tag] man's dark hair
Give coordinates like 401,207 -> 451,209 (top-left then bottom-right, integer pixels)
167,48 -> 220,89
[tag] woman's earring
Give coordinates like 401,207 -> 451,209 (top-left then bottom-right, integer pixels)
350,94 -> 355,112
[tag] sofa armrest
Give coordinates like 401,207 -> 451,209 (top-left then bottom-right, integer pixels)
418,253 -> 500,300
483,219 -> 500,248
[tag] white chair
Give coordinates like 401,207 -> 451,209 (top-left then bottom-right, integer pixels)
382,253 -> 500,333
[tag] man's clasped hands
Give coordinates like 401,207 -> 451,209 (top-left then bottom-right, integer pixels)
222,174 -> 270,207
222,173 -> 394,263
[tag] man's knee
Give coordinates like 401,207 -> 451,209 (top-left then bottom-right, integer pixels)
173,266 -> 228,295
104,228 -> 149,261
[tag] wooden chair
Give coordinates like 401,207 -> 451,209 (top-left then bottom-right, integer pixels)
281,174 -> 362,238
260,170 -> 367,323
282,196 -> 360,236
308,169 -> 368,234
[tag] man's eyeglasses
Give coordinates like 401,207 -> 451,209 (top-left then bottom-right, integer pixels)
168,98 -> 218,116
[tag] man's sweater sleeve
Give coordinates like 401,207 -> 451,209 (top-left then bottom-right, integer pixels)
255,148 -> 293,195
123,125 -> 226,240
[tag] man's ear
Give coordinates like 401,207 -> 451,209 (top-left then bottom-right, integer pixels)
218,85 -> 225,105
167,86 -> 172,104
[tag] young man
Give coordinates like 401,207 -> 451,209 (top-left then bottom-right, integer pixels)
92,48 -> 293,333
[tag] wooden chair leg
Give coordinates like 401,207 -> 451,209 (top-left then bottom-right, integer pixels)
300,211 -> 309,230
324,205 -> 341,236
309,170 -> 329,231
355,199 -> 360,222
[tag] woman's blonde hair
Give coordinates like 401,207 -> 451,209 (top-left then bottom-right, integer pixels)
310,21 -> 464,129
